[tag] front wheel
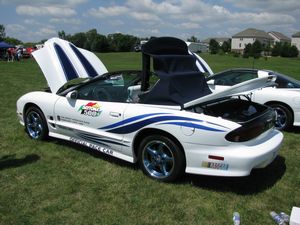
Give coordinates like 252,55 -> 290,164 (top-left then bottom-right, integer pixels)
269,103 -> 293,131
138,135 -> 185,182
25,107 -> 48,140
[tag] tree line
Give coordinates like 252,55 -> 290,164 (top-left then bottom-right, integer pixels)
0,25 -> 141,52
58,29 -> 140,52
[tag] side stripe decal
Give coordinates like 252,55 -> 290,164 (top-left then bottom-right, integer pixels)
102,115 -> 228,134
159,122 -> 225,132
100,113 -> 167,129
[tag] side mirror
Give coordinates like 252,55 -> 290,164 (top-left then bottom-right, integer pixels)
207,79 -> 215,85
66,90 -> 78,100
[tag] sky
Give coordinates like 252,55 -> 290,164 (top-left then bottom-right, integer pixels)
0,0 -> 300,43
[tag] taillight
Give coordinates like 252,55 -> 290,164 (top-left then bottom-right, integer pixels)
225,110 -> 275,142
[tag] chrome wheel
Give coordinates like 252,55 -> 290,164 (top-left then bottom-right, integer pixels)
274,107 -> 287,129
142,140 -> 175,179
25,107 -> 48,140
270,104 -> 293,131
138,135 -> 185,182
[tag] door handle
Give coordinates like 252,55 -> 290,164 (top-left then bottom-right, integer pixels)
109,112 -> 121,118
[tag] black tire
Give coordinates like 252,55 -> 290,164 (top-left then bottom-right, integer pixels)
269,103 -> 293,131
24,106 -> 49,140
138,135 -> 185,182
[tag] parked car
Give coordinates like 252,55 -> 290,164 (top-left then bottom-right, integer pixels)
16,37 -> 283,182
206,68 -> 300,130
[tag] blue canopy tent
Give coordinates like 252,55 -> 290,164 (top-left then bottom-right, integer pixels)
0,41 -> 15,49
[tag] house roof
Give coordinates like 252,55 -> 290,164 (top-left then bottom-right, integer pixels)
232,28 -> 272,39
292,31 -> 300,37
268,31 -> 291,41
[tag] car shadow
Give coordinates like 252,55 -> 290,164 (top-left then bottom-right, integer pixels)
287,126 -> 300,133
184,155 -> 286,195
0,154 -> 40,171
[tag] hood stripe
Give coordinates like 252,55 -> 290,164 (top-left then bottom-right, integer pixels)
54,43 -> 78,81
69,43 -> 98,77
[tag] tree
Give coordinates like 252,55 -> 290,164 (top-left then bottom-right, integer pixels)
4,36 -> 22,45
289,45 -> 299,57
252,40 -> 262,58
243,43 -> 252,58
209,39 -> 219,54
107,33 -> 138,52
271,42 -> 282,56
58,30 -> 66,40
84,29 -> 98,50
221,40 -> 231,53
69,32 -> 86,48
280,42 -> 290,57
91,34 -> 110,52
0,24 -> 5,41
187,36 -> 198,42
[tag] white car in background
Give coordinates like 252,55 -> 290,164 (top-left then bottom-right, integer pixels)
16,37 -> 283,182
206,69 -> 300,130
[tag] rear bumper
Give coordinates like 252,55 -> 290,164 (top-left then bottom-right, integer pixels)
184,129 -> 283,177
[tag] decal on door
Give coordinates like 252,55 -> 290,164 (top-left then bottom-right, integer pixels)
78,102 -> 102,117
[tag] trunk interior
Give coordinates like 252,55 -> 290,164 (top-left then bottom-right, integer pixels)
189,98 -> 276,142
190,98 -> 270,123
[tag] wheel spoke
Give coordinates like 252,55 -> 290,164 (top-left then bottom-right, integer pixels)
146,147 -> 157,158
162,153 -> 173,163
159,163 -> 169,176
144,159 -> 155,171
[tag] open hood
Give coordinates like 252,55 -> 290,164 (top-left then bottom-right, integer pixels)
32,38 -> 108,93
184,75 -> 276,108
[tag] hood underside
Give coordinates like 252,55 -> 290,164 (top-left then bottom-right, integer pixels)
32,38 -> 108,93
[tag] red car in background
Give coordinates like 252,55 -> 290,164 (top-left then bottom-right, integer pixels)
22,47 -> 36,58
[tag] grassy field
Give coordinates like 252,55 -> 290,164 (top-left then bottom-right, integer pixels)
0,53 -> 300,225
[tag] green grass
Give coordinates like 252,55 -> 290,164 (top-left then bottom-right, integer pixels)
0,54 -> 300,225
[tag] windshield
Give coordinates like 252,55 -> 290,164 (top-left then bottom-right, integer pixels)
275,72 -> 300,88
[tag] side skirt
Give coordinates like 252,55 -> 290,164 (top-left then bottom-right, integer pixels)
49,132 -> 135,163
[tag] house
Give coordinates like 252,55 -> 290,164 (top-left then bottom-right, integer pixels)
185,42 -> 209,53
231,28 -> 273,53
201,38 -> 230,46
291,31 -> 300,51
268,31 -> 291,46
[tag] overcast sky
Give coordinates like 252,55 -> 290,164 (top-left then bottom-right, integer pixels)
1,0 -> 300,42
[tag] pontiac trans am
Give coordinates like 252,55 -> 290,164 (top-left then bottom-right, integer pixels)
16,37 -> 283,182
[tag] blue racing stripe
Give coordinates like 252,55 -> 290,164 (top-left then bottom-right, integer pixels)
54,43 -> 78,80
159,121 -> 226,132
69,43 -> 98,77
100,113 -> 168,129
105,115 -> 204,134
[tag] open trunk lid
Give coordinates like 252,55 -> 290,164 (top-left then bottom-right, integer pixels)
184,75 -> 276,108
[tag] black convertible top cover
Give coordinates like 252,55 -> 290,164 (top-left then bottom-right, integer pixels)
140,37 -> 211,106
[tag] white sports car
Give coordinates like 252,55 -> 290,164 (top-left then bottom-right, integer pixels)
206,69 -> 300,130
16,37 -> 283,182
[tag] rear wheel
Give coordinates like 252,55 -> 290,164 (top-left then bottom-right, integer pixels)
25,107 -> 48,140
138,135 -> 185,182
269,103 -> 293,131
